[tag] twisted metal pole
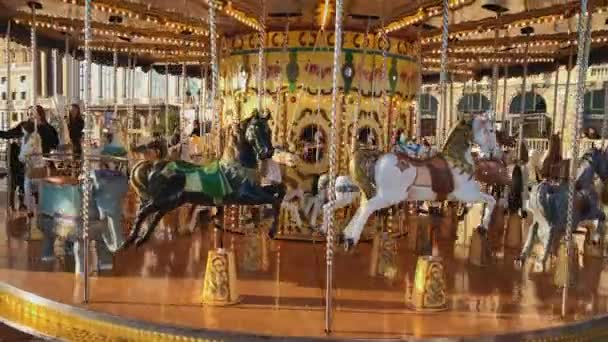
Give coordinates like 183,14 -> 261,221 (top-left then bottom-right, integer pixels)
501,65 -> 508,125
209,1 -> 219,157
181,63 -> 187,149
551,64 -> 560,134
258,0 -> 266,111
165,64 -> 170,149
325,0 -> 343,333
564,0 -> 590,317
81,0 -> 92,304
30,3 -> 38,111
113,50 -> 118,126
602,83 -> 608,147
517,34 -> 530,161
415,39 -> 422,137
560,48 -> 574,141
5,21 -> 11,221
437,0 -> 449,146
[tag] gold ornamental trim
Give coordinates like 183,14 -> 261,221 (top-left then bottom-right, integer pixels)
225,31 -> 418,58
2,282 -> 608,341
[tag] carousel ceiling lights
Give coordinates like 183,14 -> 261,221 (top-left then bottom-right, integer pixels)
60,0 -> 210,36
421,3 -> 608,43
13,13 -> 207,48
382,0 -> 474,34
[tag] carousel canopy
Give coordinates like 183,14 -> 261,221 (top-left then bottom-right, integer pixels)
0,0 -> 606,80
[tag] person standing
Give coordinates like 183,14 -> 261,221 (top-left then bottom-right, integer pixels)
32,105 -> 59,154
67,104 -> 84,157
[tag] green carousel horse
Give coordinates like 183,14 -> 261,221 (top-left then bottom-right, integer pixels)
122,110 -> 285,248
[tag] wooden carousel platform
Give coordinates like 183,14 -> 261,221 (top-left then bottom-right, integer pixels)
1,205 -> 608,341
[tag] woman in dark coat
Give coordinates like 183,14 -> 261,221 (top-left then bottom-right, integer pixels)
67,104 -> 84,157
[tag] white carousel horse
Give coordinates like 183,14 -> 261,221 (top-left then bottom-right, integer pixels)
20,126 -> 44,215
261,148 -> 304,228
340,113 -> 501,248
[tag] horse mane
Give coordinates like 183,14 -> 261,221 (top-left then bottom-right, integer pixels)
540,133 -> 562,178
221,124 -> 240,161
441,120 -> 471,159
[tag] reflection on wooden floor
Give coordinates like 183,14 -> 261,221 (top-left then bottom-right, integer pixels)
1,210 -> 608,339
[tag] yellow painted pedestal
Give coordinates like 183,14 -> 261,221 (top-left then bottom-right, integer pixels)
202,249 -> 240,306
369,232 -> 398,280
411,256 -> 447,311
241,231 -> 269,272
553,239 -> 579,289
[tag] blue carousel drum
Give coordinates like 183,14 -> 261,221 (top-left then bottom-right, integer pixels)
38,176 -> 98,239
39,169 -> 130,240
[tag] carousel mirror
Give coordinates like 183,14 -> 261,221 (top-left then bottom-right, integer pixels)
298,124 -> 326,164
356,126 -> 378,148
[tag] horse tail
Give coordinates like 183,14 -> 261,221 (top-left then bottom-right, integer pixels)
130,160 -> 153,200
349,149 -> 379,200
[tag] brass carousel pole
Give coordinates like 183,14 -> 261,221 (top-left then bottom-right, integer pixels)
518,27 -> 532,163
551,63 -> 560,134
415,39 -> 422,138
113,50 -> 118,124
210,2 -> 220,158
501,65 -> 508,125
560,47 -> 574,142
436,0 -> 450,146
201,0 -> 240,307
27,1 -> 43,242
325,0 -> 343,333
181,63 -> 187,149
5,21 -> 11,221
81,0 -> 92,303
602,79 -> 608,147
410,0 -> 448,312
203,62 -> 207,140
563,1 -> 591,317
165,64 -> 169,150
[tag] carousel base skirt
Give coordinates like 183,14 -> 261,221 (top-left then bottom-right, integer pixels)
1,214 -> 608,341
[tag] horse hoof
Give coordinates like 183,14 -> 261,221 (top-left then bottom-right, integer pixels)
475,225 -> 487,235
344,238 -> 355,252
514,258 -> 524,269
268,228 -> 276,240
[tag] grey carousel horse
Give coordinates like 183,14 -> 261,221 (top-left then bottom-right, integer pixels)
517,148 -> 608,272
39,169 -> 129,273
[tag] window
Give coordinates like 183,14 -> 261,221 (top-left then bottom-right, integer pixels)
584,90 -> 605,116
11,92 -> 15,100
1,92 -> 6,101
509,92 -> 547,114
458,93 -> 491,114
19,75 -> 26,83
419,93 -> 438,117
1,77 -> 6,84
20,92 -> 26,100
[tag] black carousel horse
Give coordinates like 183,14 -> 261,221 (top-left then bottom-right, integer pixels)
130,133 -> 170,160
122,111 -> 285,248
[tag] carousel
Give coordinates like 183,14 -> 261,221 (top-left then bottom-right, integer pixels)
0,0 -> 607,340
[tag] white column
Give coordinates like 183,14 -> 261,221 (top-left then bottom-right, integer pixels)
97,64 -> 103,100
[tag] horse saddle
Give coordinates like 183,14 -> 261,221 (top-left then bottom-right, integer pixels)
474,158 -> 511,186
395,152 -> 454,200
165,160 -> 233,200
